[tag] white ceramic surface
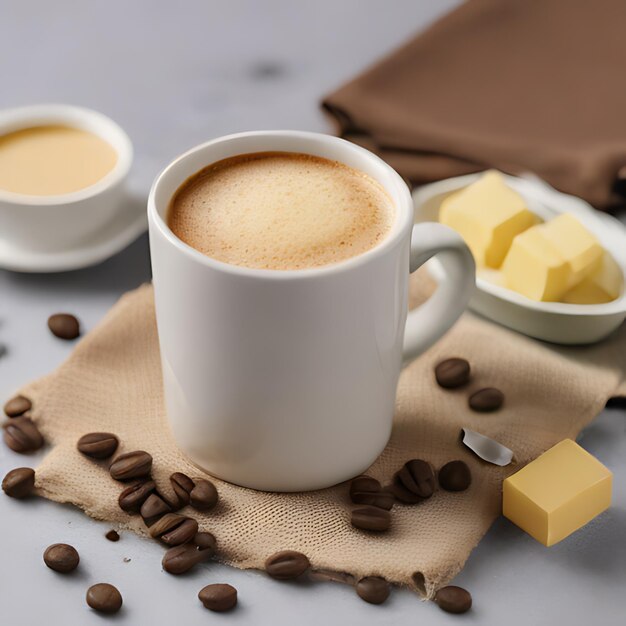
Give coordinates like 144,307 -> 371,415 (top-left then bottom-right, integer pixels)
0,196 -> 146,272
0,104 -> 133,251
148,130 -> 475,491
413,173 -> 626,344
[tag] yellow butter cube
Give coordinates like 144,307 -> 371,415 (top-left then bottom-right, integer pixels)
501,226 -> 571,301
439,171 -> 538,268
562,252 -> 623,304
539,214 -> 603,288
503,439 -> 612,547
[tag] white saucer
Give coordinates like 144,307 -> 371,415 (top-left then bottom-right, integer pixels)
0,198 -> 147,273
413,173 -> 626,345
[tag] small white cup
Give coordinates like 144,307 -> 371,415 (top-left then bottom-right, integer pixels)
0,104 -> 133,251
149,131 -> 475,492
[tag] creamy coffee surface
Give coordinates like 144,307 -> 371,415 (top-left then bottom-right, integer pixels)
168,152 -> 394,270
0,125 -> 117,195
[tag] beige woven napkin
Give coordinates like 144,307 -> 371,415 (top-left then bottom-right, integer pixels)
18,274 -> 626,597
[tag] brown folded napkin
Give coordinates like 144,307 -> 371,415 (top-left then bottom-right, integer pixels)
323,0 -> 626,210
15,274 -> 626,597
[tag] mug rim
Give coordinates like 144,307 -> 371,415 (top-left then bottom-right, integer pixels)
148,130 -> 414,280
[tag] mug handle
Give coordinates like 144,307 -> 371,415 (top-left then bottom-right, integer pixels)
402,222 -> 476,365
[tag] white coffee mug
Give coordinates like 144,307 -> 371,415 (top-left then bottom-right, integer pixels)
148,131 -> 475,492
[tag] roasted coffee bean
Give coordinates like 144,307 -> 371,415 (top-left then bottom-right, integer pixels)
77,432 -> 119,459
48,313 -> 80,340
309,569 -> 355,585
105,530 -> 120,542
86,583 -> 123,614
351,506 -> 391,532
43,543 -> 80,573
434,585 -> 472,614
118,479 -> 156,513
140,493 -> 172,526
468,387 -> 504,412
3,417 -> 44,453
149,513 -> 198,546
349,475 -> 394,510
435,358 -> 470,388
162,541 -> 213,574
393,459 -> 436,503
198,583 -> 238,612
4,395 -> 31,417
438,460 -> 472,492
356,576 -> 390,604
170,472 -> 194,507
109,450 -> 152,481
194,531 -> 217,553
2,467 -> 35,498
190,478 -> 218,511
265,550 -> 310,580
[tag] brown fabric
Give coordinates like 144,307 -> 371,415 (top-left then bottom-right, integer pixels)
323,0 -> 626,211
18,278 -> 626,597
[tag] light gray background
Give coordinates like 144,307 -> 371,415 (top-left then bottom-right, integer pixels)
0,1 -> 624,624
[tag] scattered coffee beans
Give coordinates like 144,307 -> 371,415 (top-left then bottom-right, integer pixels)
351,506 -> 391,532
109,450 -> 152,481
3,395 -> 31,417
356,576 -> 390,604
86,583 -> 123,614
435,358 -> 470,388
149,513 -> 198,546
265,550 -> 310,580
349,475 -> 394,510
438,460 -> 472,492
198,583 -> 238,612
3,416 -> 44,453
392,459 -> 436,503
48,313 -> 80,340
193,532 -> 217,554
2,467 -> 35,498
43,543 -> 80,573
118,479 -> 156,513
105,530 -> 120,542
434,585 -> 472,614
170,472 -> 194,507
194,531 -> 217,553
468,387 -> 504,412
190,478 -> 218,511
140,493 -> 172,526
77,432 -> 119,459
162,535 -> 215,575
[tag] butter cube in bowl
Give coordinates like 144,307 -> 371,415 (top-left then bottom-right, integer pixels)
413,171 -> 626,344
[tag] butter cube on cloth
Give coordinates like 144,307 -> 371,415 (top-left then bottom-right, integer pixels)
503,439 -> 612,546
502,214 -> 604,301
439,171 -> 537,268
562,252 -> 623,304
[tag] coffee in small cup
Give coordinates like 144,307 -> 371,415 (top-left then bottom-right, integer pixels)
167,151 -> 395,270
0,125 -> 117,196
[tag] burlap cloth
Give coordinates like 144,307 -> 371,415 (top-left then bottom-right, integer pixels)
323,0 -> 626,211
18,274 -> 626,597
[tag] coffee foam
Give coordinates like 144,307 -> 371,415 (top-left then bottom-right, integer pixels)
167,152 -> 395,271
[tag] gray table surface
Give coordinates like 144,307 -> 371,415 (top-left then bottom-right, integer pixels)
1,1 -> 625,624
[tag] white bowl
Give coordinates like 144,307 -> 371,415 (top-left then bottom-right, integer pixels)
0,104 -> 133,252
412,173 -> 626,345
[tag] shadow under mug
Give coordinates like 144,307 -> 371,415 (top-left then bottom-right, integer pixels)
148,131 -> 475,492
